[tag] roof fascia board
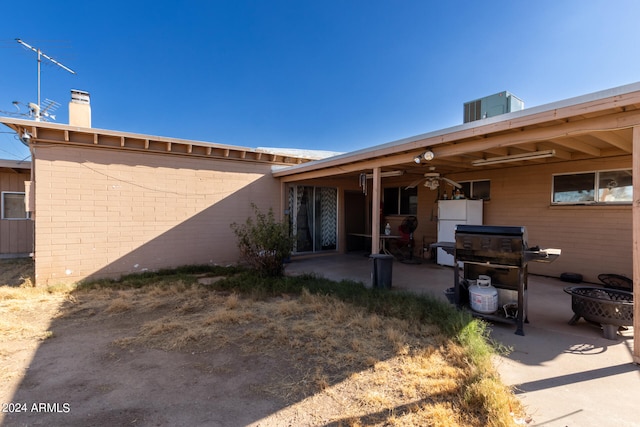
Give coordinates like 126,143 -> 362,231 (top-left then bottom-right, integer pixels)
0,117 -> 253,152
0,159 -> 31,170
0,117 -> 309,165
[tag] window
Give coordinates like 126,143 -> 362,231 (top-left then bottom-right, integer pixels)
552,169 -> 632,204
383,187 -> 417,215
2,192 -> 28,219
460,180 -> 491,200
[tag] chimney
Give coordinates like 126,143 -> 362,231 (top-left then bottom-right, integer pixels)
69,89 -> 91,127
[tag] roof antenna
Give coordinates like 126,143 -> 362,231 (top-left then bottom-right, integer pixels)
15,38 -> 76,122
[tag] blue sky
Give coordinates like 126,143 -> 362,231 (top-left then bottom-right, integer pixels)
2,1 -> 640,161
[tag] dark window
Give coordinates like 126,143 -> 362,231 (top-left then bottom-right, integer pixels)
384,187 -> 417,215
459,180 -> 490,200
383,188 -> 399,215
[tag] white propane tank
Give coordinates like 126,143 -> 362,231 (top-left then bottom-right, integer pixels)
469,275 -> 498,314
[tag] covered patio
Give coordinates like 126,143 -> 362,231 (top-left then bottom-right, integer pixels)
285,253 -> 638,426
276,82 -> 640,364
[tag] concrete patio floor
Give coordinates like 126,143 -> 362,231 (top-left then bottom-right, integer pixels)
286,252 -> 639,427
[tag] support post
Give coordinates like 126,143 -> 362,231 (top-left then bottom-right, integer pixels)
632,126 -> 640,364
371,167 -> 381,255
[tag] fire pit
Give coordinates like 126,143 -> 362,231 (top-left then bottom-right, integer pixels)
563,286 -> 633,340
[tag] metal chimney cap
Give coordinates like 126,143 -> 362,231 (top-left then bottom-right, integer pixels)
70,89 -> 90,104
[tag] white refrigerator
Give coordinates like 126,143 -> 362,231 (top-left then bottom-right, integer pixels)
437,200 -> 483,266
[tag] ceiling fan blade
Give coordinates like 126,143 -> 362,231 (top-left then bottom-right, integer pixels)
441,177 -> 462,189
405,177 -> 425,189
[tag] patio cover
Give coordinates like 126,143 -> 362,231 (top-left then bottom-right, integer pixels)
274,82 -> 640,364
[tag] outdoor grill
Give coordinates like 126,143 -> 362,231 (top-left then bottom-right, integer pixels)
453,225 -> 561,335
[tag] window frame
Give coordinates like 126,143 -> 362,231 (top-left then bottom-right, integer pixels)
383,186 -> 418,215
459,179 -> 491,200
551,168 -> 632,205
1,191 -> 29,220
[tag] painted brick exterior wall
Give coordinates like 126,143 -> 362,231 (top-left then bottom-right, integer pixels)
285,155 -> 632,284
448,156 -> 632,283
33,145 -> 280,285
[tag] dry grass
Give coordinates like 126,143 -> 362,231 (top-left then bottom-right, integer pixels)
0,259 -> 71,386
0,258 -> 35,287
0,260 -> 524,426
102,284 -> 521,426
0,278 -> 71,342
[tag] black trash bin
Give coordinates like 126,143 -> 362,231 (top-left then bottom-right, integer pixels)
370,254 -> 393,289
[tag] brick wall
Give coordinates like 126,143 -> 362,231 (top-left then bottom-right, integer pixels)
33,145 -> 280,285
448,156 -> 632,283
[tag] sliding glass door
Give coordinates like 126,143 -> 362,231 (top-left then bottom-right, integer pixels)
289,186 -> 337,253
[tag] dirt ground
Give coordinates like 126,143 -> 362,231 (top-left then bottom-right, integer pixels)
0,260 -> 516,427
1,292 -> 307,426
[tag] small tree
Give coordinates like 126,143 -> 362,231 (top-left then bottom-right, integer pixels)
230,204 -> 295,277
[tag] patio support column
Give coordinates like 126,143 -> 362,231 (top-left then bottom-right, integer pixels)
371,167 -> 381,255
633,126 -> 640,364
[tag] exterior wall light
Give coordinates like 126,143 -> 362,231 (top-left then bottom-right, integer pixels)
414,150 -> 435,164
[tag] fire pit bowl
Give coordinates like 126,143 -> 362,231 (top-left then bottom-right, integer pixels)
563,286 -> 633,340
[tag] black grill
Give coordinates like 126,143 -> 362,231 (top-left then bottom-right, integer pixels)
453,225 -> 561,336
455,225 -> 527,267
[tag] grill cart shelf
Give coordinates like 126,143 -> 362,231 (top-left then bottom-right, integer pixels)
452,225 -> 561,336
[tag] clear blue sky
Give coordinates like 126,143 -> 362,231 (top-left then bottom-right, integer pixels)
2,1 -> 640,161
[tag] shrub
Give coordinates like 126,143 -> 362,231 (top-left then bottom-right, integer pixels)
230,204 -> 295,277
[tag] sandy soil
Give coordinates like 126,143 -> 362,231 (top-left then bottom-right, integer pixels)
0,291 -> 329,427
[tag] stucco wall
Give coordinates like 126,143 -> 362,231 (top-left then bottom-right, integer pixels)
33,145 -> 281,285
0,169 -> 34,255
448,156 -> 632,283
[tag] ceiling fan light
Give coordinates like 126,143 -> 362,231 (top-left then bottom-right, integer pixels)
424,179 -> 439,190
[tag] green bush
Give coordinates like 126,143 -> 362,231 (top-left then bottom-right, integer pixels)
230,204 -> 295,277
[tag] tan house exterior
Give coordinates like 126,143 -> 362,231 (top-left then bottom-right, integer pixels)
0,121 -> 311,284
1,82 -> 639,361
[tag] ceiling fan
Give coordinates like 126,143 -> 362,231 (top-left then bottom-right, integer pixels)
405,172 -> 462,191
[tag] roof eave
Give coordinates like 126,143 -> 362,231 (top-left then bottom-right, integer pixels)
273,81 -> 640,177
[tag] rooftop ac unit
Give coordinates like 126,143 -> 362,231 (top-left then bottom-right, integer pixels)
463,91 -> 524,123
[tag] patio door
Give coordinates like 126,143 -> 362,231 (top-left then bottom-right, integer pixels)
289,186 -> 337,253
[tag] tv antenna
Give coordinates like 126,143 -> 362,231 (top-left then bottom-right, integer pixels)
15,38 -> 76,122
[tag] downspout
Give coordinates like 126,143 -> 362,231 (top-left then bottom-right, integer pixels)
28,132 -> 36,262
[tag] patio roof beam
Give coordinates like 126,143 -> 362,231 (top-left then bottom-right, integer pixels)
592,132 -> 633,153
547,137 -> 601,157
277,152 -> 421,182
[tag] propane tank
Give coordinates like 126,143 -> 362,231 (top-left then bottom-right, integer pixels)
469,275 -> 498,314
